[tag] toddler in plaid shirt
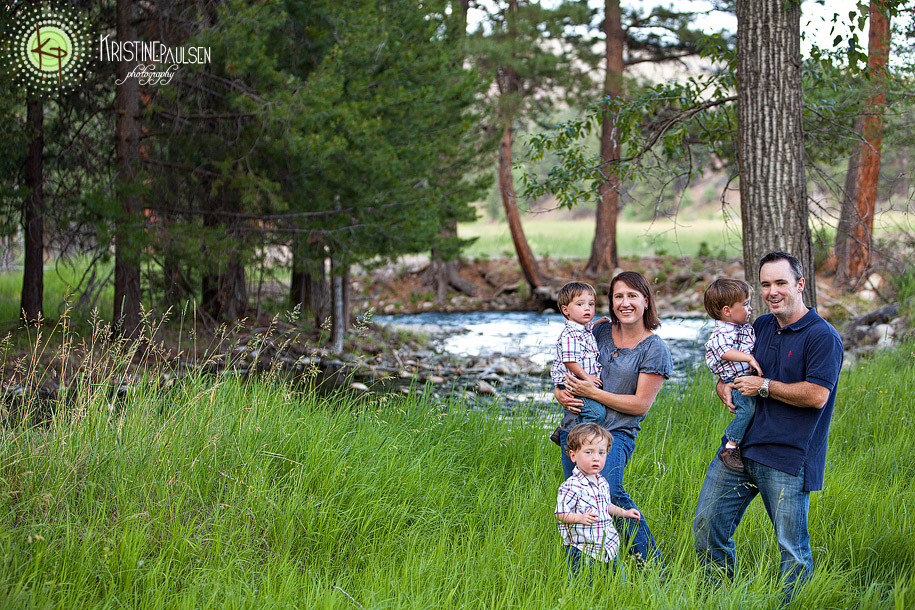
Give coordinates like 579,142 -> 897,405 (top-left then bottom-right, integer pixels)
550,282 -> 610,426
555,423 -> 641,576
703,278 -> 764,473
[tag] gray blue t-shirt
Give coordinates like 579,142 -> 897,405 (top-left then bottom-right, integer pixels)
560,324 -> 673,438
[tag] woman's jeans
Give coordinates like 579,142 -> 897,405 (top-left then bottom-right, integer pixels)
694,454 -> 813,604
723,385 -> 756,445
560,428 -> 665,566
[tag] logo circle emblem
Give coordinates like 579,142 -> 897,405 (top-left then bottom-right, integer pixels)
1,2 -> 91,96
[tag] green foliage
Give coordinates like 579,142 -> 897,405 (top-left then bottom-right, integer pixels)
1,330 -> 914,608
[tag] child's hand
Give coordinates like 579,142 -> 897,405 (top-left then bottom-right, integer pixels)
585,373 -> 603,387
621,508 -> 641,520
577,512 -> 600,526
748,357 -> 763,377
592,316 -> 611,327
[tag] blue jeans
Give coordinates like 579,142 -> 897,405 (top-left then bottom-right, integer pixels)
723,388 -> 756,445
694,455 -> 813,604
576,397 -> 607,425
560,428 -> 665,566
564,546 -> 624,583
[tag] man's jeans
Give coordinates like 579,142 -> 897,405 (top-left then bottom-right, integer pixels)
723,385 -> 756,445
561,428 -> 665,566
693,454 -> 813,603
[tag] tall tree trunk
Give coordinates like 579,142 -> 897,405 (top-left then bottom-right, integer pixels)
834,1 -> 891,290
291,244 -> 330,328
585,0 -> 623,277
331,259 -> 345,354
20,99 -> 44,326
736,0 -> 815,310
113,0 -> 142,337
499,124 -> 544,290
201,213 -> 248,323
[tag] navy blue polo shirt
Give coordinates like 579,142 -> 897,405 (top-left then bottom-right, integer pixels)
738,308 -> 843,491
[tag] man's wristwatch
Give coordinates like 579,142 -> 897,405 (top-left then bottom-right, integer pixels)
759,378 -> 771,398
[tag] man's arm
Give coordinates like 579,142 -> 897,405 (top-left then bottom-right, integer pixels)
732,376 -> 830,409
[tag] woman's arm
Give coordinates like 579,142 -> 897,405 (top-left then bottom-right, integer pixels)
563,372 -> 665,417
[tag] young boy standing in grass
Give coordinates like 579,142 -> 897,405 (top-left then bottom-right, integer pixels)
550,282 -> 610,431
555,423 -> 641,576
703,278 -> 763,472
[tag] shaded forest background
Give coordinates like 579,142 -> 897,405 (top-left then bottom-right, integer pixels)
1,0 -> 914,353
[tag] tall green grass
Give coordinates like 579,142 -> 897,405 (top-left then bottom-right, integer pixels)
0,344 -> 912,608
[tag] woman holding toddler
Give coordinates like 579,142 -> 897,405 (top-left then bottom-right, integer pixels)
554,271 -> 673,567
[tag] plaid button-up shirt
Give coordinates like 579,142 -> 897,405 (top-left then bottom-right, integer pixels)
555,467 -> 620,561
705,320 -> 756,380
550,320 -> 601,387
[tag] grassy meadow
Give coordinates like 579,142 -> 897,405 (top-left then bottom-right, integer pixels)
457,212 -> 915,261
0,339 -> 913,609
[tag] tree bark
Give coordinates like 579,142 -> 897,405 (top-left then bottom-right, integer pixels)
331,259 -> 345,354
113,0 -> 142,337
499,123 -> 544,290
585,0 -> 623,277
20,99 -> 44,326
736,0 -> 815,310
834,1 -> 891,290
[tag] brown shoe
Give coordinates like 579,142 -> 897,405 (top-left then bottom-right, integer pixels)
549,426 -> 562,446
719,446 -> 745,472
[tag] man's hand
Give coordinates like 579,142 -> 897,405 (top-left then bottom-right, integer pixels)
716,379 -> 737,414
734,375 -> 764,397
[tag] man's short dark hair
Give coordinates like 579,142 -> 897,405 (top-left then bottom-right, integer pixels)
759,252 -> 804,282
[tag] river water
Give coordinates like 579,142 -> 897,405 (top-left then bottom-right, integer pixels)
376,311 -> 710,391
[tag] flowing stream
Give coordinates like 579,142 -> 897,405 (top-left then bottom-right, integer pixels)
376,311 -> 709,412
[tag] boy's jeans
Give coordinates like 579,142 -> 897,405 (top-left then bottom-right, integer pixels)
722,381 -> 756,445
563,546 -> 624,583
576,397 -> 607,425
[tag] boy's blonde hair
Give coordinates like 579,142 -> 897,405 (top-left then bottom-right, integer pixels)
557,281 -> 596,319
565,422 -> 613,454
704,278 -> 751,320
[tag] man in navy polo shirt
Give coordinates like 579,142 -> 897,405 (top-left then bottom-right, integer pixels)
693,252 -> 843,604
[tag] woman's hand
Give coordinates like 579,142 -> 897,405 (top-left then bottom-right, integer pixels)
563,373 -> 599,400
554,385 -> 582,414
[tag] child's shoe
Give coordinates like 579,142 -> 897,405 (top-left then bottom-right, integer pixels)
718,446 -> 744,472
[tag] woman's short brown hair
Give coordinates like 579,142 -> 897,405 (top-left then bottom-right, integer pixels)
608,271 -> 660,331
